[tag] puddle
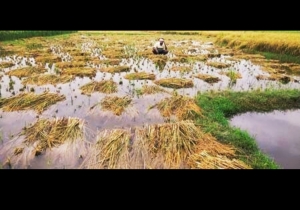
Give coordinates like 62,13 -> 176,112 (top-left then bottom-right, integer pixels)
229,110 -> 300,169
1,35 -> 300,168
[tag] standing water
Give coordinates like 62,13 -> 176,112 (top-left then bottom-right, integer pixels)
229,109 -> 300,169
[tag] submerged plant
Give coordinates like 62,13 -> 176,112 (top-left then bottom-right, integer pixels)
225,69 -> 242,82
123,44 -> 138,58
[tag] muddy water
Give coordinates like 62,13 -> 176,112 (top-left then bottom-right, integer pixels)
229,110 -> 300,169
1,39 -> 300,168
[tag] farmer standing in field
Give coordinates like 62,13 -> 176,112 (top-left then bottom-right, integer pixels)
152,38 -> 168,55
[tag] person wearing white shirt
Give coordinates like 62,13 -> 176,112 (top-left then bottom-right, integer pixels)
152,38 -> 168,55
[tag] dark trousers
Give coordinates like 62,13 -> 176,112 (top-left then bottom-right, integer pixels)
152,48 -> 168,55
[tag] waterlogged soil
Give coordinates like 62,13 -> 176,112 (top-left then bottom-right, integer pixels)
1,33 -> 300,168
230,110 -> 300,169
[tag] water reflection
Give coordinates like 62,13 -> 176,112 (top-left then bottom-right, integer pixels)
230,110 -> 300,169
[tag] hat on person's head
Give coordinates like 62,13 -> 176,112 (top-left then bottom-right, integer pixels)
159,38 -> 164,42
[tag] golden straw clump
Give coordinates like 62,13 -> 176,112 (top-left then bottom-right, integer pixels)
0,92 -> 65,113
124,72 -> 155,80
169,66 -> 192,73
72,56 -> 90,62
55,61 -> 86,68
22,117 -> 85,156
206,61 -> 231,69
188,151 -> 252,169
187,132 -> 251,169
151,93 -> 202,120
154,78 -> 194,89
140,85 -> 168,95
195,133 -> 236,157
80,80 -> 118,95
169,57 -> 189,63
7,66 -> 46,78
100,95 -> 132,116
101,66 -> 130,73
35,55 -> 61,64
61,67 -> 96,77
22,74 -> 74,85
135,120 -> 201,168
194,74 -> 221,84
102,50 -> 125,59
0,62 -> 14,69
81,129 -> 131,169
102,59 -> 122,66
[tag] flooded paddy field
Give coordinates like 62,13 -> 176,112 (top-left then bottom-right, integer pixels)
1,32 -> 300,169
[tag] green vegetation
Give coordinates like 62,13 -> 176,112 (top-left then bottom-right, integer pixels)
0,31 -> 77,41
225,69 -> 242,82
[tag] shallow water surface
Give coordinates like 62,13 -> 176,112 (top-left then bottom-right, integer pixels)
230,110 -> 300,169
